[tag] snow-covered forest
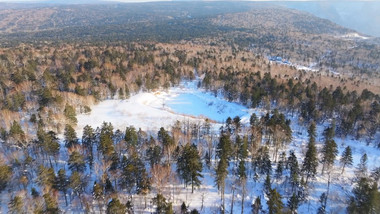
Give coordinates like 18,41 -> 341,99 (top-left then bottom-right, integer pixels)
0,2 -> 379,213
1,76 -> 379,213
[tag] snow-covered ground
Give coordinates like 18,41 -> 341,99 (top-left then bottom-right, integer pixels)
77,78 -> 256,137
340,33 -> 370,40
76,78 -> 379,213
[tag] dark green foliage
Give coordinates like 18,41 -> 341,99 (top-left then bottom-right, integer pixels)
107,198 -> 126,214
177,143 -> 203,193
99,122 -> 115,159
275,159 -> 284,180
136,169 -> 151,196
302,122 -> 318,183
181,202 -> 187,214
6,92 -> 26,111
82,125 -> 95,148
64,104 -> 77,125
216,132 -> 232,161
43,193 -> 60,214
288,192 -> 299,213
267,188 -> 283,214
253,146 -> 272,176
8,196 -> 23,214
348,177 -> 380,214
321,125 -> 338,174
120,151 -> 147,195
37,165 -> 55,188
158,127 -> 174,149
317,192 -> 327,214
147,145 -> 162,166
68,151 -> 86,172
31,187 -> 39,198
92,181 -> 104,200
38,129 -> 60,165
64,124 -> 78,148
356,153 -> 368,179
237,160 -> 246,180
264,173 -> 271,196
153,193 -> 172,214
288,151 -> 300,191
38,88 -> 55,107
125,126 -> 138,146
190,209 -> 200,214
9,120 -> 25,144
69,171 -> 86,197
54,169 -> 68,206
252,196 -> 262,214
340,146 -> 353,174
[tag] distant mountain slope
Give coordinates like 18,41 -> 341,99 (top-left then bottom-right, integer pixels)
280,1 -> 380,37
0,2 -> 253,34
211,7 -> 354,36
0,2 -> 379,76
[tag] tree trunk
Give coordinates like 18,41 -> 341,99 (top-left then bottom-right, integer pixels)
230,185 -> 235,214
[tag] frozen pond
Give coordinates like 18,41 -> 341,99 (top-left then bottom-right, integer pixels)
76,78 -> 253,135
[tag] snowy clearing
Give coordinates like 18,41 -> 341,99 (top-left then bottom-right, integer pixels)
77,79 -> 257,137
75,78 -> 379,214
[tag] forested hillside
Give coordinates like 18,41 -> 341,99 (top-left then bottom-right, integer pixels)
0,1 -> 379,214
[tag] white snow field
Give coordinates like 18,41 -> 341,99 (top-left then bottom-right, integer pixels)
76,78 -> 380,214
77,78 -> 254,137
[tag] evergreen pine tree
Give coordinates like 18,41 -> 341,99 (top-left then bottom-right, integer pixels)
9,120 -> 26,145
64,124 -> 78,148
321,125 -> 338,174
275,159 -> 284,180
54,169 -> 68,206
43,193 -> 59,214
215,158 -> 228,212
237,160 -> 246,180
253,146 -> 272,175
252,196 -> 262,214
302,122 -> 318,184
106,198 -> 127,214
125,126 -> 138,147
340,146 -> 353,174
177,143 -> 203,193
267,188 -> 284,214
8,196 -> 23,214
153,193 -> 170,214
99,122 -> 115,159
264,173 -> 272,196
181,202 -> 188,214
64,104 -> 77,125
0,164 -> 12,192
68,151 -> 86,172
288,151 -> 300,192
69,171 -> 86,198
37,165 -> 55,189
348,177 -> 380,213
356,153 -> 368,179
215,130 -> 232,213
288,192 -> 299,213
158,127 -> 175,164
317,192 -> 327,214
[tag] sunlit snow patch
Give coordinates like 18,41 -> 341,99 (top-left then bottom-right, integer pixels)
77,79 -> 250,135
